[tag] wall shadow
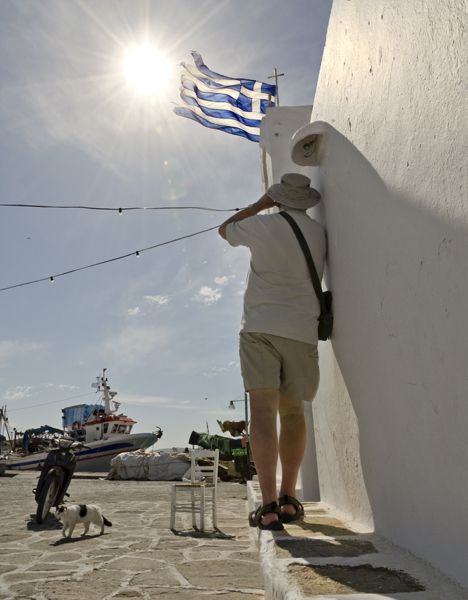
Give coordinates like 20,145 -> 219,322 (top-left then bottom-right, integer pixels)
310,122 -> 468,586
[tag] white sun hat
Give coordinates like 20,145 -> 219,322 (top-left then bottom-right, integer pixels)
266,173 -> 321,210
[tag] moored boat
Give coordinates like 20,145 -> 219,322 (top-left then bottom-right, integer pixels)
1,369 -> 162,472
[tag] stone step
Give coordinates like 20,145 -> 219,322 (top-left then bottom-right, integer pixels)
247,480 -> 467,600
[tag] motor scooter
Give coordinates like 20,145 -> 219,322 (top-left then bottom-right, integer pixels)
33,438 -> 88,524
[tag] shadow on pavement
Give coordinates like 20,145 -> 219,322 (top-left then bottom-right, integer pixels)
171,527 -> 235,540
26,513 -> 62,531
51,533 -> 109,546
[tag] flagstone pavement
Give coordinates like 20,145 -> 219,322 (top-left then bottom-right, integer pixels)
3,472 -> 467,600
0,471 -> 264,600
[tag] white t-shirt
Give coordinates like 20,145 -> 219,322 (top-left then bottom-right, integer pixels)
225,208 -> 326,344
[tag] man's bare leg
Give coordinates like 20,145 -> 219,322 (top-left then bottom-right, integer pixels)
248,388 -> 280,526
279,393 -> 306,516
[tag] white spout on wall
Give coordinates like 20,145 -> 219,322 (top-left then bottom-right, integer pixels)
291,121 -> 328,167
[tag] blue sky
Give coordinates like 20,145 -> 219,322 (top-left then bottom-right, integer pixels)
0,0 -> 332,449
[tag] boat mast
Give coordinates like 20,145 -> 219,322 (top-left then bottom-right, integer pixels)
93,369 -> 118,415
0,406 -> 13,450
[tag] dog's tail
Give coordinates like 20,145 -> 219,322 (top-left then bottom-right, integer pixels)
103,516 -> 112,527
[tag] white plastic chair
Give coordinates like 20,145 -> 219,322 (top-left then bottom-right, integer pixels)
170,449 -> 219,531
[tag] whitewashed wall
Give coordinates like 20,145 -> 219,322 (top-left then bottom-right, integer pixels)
306,0 -> 467,588
260,105 -> 315,188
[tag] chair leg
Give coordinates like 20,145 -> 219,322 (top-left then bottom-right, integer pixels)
212,489 -> 217,529
200,486 -> 206,532
170,485 -> 176,529
191,488 -> 196,529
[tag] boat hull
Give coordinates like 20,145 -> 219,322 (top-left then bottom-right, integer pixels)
2,432 -> 159,472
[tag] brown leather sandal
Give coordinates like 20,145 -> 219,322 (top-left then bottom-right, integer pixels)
278,494 -> 304,523
249,501 -> 284,531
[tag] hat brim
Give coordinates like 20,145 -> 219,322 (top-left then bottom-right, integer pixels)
267,183 -> 321,209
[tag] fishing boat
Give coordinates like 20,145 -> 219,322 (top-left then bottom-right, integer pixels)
0,369 -> 162,472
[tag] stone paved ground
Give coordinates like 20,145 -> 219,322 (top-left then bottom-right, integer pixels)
0,472 -> 265,600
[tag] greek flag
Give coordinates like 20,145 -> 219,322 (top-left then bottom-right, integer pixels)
174,52 -> 276,142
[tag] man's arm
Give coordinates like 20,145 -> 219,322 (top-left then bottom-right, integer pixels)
218,194 -> 277,240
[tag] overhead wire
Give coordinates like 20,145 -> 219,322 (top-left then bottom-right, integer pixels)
7,392 -> 97,412
0,203 -> 241,213
0,223 -> 223,292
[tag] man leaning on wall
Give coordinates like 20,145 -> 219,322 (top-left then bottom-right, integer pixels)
218,173 -> 326,530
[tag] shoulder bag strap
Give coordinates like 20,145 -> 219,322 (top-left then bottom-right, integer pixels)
279,211 -> 325,313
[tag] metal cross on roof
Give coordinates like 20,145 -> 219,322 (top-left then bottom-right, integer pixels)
268,67 -> 285,107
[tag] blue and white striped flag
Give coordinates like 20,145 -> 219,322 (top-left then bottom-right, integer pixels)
174,52 -> 277,142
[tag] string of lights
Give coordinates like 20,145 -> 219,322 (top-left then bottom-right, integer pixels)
0,203 -> 241,213
0,223 -> 221,293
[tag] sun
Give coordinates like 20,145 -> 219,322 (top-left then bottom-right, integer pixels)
122,43 -> 171,96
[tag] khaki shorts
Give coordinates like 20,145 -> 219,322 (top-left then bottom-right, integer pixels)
239,332 -> 319,402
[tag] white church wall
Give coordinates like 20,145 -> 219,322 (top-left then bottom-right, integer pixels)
304,0 -> 467,587
260,105 -> 315,187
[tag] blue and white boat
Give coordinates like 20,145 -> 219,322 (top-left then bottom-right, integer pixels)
1,369 -> 162,472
